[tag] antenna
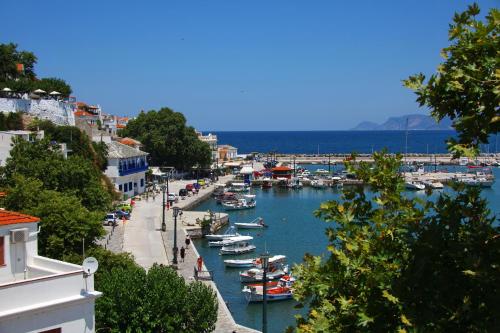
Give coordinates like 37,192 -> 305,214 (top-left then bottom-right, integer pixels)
82,257 -> 99,276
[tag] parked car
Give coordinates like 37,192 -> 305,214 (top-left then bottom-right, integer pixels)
167,193 -> 178,203
185,183 -> 194,191
117,203 -> 133,212
197,179 -> 206,186
104,213 -> 117,226
179,189 -> 188,197
193,183 -> 201,190
115,210 -> 131,220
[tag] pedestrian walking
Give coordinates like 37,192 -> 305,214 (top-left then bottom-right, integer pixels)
180,246 -> 185,262
185,235 -> 191,249
197,256 -> 203,273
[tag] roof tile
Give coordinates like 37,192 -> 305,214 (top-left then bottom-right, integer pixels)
0,210 -> 40,226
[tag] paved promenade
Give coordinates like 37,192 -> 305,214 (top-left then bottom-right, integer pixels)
123,175 -> 260,333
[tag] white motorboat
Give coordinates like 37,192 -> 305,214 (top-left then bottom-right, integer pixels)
235,217 -> 267,229
310,179 -> 327,189
405,181 -> 426,190
224,254 -> 286,268
423,181 -> 444,189
209,235 -> 253,247
478,177 -> 494,188
239,265 -> 289,283
228,182 -> 250,192
287,177 -> 303,189
219,239 -> 256,255
222,195 -> 256,210
205,226 -> 240,241
457,178 -> 481,187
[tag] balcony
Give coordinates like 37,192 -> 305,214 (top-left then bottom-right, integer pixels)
119,164 -> 148,176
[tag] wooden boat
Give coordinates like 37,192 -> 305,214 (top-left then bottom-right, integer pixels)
235,217 -> 267,229
222,195 -> 256,210
219,240 -> 256,255
224,254 -> 286,268
239,265 -> 289,283
205,226 -> 240,241
209,235 -> 253,247
242,284 -> 294,302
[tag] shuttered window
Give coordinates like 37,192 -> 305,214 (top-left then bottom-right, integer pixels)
0,236 -> 4,266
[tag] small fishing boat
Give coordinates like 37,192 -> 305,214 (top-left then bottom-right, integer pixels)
216,191 -> 238,204
287,177 -> 303,189
222,195 -> 256,210
219,239 -> 256,255
205,226 -> 240,241
423,181 -> 444,189
224,254 -> 286,268
235,217 -> 267,229
477,177 -> 494,187
209,235 -> 253,247
246,274 -> 295,288
242,282 -> 294,302
228,182 -> 250,192
239,265 -> 289,283
405,181 -> 426,190
261,178 -> 273,189
310,179 -> 327,189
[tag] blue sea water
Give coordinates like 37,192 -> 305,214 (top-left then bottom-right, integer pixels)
210,130 -> 500,155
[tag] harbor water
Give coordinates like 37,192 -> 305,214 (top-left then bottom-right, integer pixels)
193,166 -> 500,332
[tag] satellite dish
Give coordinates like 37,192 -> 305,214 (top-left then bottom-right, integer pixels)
82,257 -> 99,275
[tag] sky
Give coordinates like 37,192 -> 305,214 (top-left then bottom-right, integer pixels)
1,1 -> 497,131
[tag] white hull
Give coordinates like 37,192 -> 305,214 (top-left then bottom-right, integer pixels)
219,245 -> 256,255
405,182 -> 426,190
242,286 -> 293,302
240,269 -> 287,283
224,259 -> 255,268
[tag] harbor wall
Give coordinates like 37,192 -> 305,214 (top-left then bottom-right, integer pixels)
0,98 -> 75,126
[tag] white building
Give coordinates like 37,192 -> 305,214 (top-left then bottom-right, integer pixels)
0,210 -> 101,333
197,131 -> 218,161
0,130 -> 45,166
218,144 -> 238,161
105,141 -> 148,198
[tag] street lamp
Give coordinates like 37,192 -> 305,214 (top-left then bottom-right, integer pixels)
161,184 -> 166,232
172,207 -> 182,266
260,251 -> 270,333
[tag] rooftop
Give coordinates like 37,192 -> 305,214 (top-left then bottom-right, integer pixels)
107,141 -> 148,159
0,210 -> 40,226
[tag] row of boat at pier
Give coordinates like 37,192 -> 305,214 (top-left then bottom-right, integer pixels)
206,183 -> 296,302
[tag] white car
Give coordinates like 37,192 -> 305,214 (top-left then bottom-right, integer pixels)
167,193 -> 178,203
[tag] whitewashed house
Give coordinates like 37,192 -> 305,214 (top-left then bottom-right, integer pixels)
0,210 -> 101,333
105,141 -> 148,198
0,130 -> 45,166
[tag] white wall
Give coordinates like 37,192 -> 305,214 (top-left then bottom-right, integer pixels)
0,98 -> 75,126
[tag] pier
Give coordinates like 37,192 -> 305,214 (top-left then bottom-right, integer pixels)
122,175 -> 260,333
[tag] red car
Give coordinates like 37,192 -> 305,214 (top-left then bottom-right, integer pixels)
185,183 -> 194,191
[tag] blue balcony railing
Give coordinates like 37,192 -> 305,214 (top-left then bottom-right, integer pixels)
119,164 -> 148,176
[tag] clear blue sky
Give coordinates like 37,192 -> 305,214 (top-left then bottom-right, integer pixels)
1,1 -> 497,130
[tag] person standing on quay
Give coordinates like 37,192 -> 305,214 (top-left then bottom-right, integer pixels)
197,256 -> 203,273
185,235 -> 190,249
180,246 -> 185,262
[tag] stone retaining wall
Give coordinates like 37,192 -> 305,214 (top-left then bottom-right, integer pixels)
0,98 -> 75,126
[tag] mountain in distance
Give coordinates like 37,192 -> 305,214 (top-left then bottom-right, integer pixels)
351,114 -> 453,131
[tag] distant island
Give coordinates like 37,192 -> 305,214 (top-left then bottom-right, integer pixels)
351,114 -> 453,131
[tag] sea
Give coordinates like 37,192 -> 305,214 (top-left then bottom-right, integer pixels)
192,131 -> 499,332
211,130 -> 499,155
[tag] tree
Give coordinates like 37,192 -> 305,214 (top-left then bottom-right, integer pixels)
94,263 -> 218,333
0,43 -> 37,80
404,4 -> 499,157
4,175 -> 104,260
291,4 -> 499,332
119,107 -> 212,170
2,137 -> 112,211
35,77 -> 72,97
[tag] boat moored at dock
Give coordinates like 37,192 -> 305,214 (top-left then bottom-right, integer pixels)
234,217 -> 267,229
209,235 -> 253,247
205,225 -> 240,241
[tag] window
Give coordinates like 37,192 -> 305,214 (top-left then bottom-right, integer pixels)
0,236 -> 4,266
129,182 -> 132,189
140,179 -> 144,187
119,184 -> 123,192
124,183 -> 128,192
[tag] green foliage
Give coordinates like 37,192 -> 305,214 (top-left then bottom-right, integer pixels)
404,4 -> 499,157
95,263 -> 218,333
4,175 -> 104,260
119,107 -> 212,170
400,185 -> 500,331
0,112 -> 24,130
2,137 -> 111,211
292,152 -> 425,332
0,43 -> 72,97
0,43 -> 37,80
